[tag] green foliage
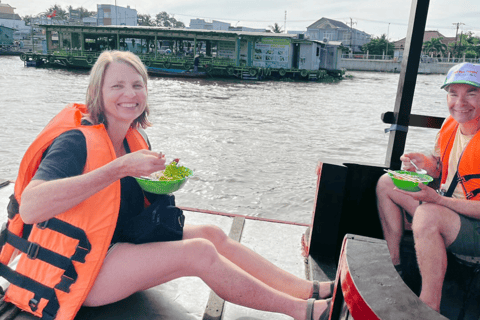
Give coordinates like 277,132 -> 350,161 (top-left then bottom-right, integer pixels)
423,37 -> 447,56
268,23 -> 283,33
155,12 -> 185,28
137,14 -> 155,26
361,34 -> 393,55
44,4 -> 68,19
66,6 -> 96,19
464,50 -> 478,58
447,32 -> 480,58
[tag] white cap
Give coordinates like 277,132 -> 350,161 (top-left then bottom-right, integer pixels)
441,63 -> 480,90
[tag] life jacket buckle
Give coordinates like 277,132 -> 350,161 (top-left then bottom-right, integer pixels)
27,242 -> 40,260
37,220 -> 49,230
28,298 -> 39,311
178,214 -> 185,228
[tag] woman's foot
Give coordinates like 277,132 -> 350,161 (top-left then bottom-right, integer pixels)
311,280 -> 335,299
305,298 -> 331,320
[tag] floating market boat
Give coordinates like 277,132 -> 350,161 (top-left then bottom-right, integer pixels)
19,25 -> 345,82
1,0 -> 478,319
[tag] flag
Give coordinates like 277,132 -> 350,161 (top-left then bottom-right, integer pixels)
47,10 -> 56,18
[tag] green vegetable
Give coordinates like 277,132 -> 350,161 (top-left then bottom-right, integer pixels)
159,162 -> 190,181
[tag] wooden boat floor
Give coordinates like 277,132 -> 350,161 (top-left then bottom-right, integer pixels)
0,181 -> 308,320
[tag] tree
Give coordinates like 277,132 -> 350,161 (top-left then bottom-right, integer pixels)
137,14 -> 155,26
268,23 -> 283,33
423,37 -> 447,57
155,11 -> 185,28
22,15 -> 33,25
361,34 -> 393,56
43,4 -> 68,20
447,32 -> 480,58
67,5 -> 96,19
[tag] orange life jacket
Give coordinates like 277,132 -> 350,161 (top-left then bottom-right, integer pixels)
0,103 -> 149,320
437,116 -> 480,200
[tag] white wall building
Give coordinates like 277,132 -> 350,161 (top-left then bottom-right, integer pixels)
97,4 -> 137,26
0,1 -> 27,31
189,19 -> 230,31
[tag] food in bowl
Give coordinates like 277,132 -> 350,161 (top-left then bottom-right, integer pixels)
387,170 -> 433,192
149,161 -> 191,181
135,162 -> 193,194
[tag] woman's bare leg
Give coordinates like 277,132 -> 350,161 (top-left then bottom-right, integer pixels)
183,224 -> 332,300
84,239 -> 329,319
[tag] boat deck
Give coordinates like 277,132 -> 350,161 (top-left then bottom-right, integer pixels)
0,180 -> 310,320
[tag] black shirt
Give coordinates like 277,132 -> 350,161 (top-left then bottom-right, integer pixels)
32,127 -> 154,244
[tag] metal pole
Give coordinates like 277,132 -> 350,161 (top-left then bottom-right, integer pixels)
386,23 -> 390,58
385,0 -> 430,169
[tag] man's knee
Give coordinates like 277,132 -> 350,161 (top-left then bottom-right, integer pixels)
412,204 -> 444,237
376,173 -> 392,195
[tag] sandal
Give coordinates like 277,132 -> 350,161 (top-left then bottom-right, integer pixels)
311,280 -> 335,299
306,298 -> 332,320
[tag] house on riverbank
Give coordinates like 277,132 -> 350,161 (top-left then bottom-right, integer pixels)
393,30 -> 458,61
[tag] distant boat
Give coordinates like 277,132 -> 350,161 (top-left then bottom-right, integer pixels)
147,67 -> 208,78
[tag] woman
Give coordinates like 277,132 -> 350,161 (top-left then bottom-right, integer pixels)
3,51 -> 332,320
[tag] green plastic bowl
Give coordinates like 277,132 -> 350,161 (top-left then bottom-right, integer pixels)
135,168 -> 193,194
388,170 -> 433,192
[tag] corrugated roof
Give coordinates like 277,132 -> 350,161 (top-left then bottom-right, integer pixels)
40,24 -> 300,39
0,12 -> 20,20
307,17 -> 350,30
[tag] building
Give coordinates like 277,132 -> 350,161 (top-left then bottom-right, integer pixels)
189,19 -> 230,31
306,17 -> 371,53
189,19 -> 267,33
229,26 -> 267,33
393,30 -> 458,59
0,25 -> 14,46
0,1 -> 26,31
97,4 -> 137,26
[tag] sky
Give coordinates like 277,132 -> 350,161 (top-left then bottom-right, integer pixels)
7,0 -> 480,41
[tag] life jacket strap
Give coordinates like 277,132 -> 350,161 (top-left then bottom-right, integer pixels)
36,218 -> 91,263
0,263 -> 59,319
3,230 -> 78,293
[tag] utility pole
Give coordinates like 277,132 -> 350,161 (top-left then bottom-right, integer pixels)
452,22 -> 464,56
284,10 -> 287,34
115,0 -> 118,25
386,23 -> 390,58
349,18 -> 357,53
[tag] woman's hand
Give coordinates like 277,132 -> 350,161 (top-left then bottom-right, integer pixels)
116,150 -> 167,178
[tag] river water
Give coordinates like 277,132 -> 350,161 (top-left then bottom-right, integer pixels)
0,56 -> 449,224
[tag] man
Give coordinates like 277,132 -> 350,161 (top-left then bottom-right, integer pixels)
194,54 -> 200,72
376,62 -> 480,312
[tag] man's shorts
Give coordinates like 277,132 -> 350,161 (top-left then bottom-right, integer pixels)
448,214 -> 480,258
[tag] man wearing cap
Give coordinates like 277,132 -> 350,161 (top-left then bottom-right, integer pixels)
376,62 -> 480,312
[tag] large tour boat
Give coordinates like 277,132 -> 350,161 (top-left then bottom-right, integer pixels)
19,25 -> 345,82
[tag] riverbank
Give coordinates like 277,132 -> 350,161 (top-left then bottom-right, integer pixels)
339,58 -> 456,74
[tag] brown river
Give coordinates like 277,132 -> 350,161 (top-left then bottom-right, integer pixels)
0,55 -> 449,224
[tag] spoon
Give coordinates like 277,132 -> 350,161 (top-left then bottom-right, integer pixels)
410,160 -> 427,175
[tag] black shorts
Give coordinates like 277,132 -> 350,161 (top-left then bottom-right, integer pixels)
448,214 -> 480,257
